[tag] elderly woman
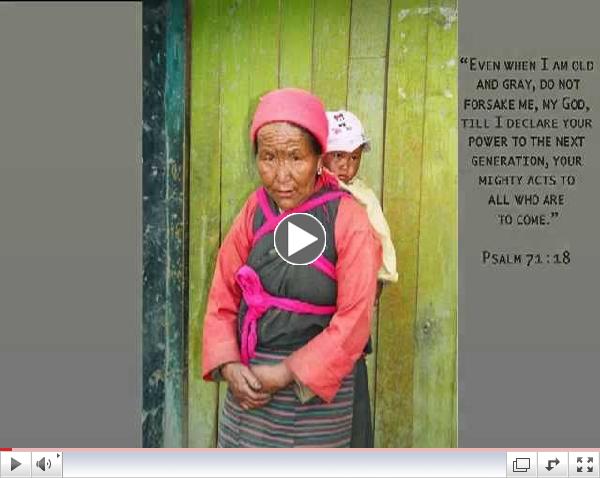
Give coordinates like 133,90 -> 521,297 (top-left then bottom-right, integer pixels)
202,88 -> 382,448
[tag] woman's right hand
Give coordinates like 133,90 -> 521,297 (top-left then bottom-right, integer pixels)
221,362 -> 271,410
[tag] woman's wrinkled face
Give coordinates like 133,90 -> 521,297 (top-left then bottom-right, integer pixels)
256,122 -> 321,211
322,146 -> 363,184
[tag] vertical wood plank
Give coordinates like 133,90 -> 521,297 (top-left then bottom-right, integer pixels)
312,0 -> 351,108
347,0 -> 390,428
412,0 -> 457,447
279,0 -> 314,89
249,0 -> 280,100
347,56 -> 387,424
187,0 -> 222,448
347,0 -> 390,196
215,0 -> 281,417
163,0 -> 187,448
217,0 -> 254,415
376,0 -> 430,447
249,0 -> 281,162
347,59 -> 387,201
219,0 -> 253,234
142,0 -> 168,448
350,0 -> 390,59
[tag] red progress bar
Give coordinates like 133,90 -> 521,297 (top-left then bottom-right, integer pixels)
0,448 -> 13,451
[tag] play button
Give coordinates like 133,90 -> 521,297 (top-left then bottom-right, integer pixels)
0,453 -> 31,476
287,222 -> 318,256
274,212 -> 326,265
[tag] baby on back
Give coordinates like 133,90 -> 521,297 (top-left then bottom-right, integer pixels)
323,110 -> 398,288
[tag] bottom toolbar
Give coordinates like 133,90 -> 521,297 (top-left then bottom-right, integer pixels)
1,450 -> 599,477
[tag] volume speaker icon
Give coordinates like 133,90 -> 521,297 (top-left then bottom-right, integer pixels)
36,457 -> 52,471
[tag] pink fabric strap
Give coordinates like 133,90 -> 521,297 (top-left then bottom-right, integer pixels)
253,188 -> 348,247
252,187 -> 349,281
310,255 -> 336,280
235,265 -> 337,365
256,187 -> 276,221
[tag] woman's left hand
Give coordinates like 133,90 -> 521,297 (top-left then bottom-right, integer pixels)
250,362 -> 294,394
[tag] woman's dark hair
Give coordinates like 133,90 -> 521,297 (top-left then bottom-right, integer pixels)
253,122 -> 322,156
299,126 -> 322,156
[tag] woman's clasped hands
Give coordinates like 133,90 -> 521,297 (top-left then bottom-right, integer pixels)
220,361 -> 294,410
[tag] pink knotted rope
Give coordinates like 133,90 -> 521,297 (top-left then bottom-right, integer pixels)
235,265 -> 337,365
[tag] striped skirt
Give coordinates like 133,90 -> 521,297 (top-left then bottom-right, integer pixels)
218,349 -> 355,448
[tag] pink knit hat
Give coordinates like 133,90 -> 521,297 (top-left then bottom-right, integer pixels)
250,88 -> 329,153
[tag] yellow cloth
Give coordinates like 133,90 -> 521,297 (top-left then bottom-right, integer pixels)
340,178 -> 398,283
293,381 -> 317,404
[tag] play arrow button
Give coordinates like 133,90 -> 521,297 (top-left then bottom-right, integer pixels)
274,212 -> 326,265
11,458 -> 21,471
0,453 -> 31,476
287,221 -> 318,256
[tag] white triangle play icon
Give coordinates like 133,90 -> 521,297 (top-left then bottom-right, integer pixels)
287,221 -> 318,257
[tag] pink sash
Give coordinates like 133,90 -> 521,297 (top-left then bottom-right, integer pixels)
237,187 -> 348,363
236,265 -> 337,365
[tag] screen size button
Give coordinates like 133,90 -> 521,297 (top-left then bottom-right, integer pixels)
507,452 -> 538,477
569,452 -> 599,477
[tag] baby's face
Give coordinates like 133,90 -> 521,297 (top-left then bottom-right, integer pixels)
323,146 -> 363,184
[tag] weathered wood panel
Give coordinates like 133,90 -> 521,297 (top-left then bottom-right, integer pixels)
163,0 -> 187,448
279,0 -> 314,89
249,0 -> 280,167
347,1 -> 390,424
142,0 -> 168,448
187,0 -> 222,448
249,0 -> 280,104
219,0 -> 253,234
216,0 -> 252,418
375,0 -> 430,448
412,0 -> 457,447
347,56 -> 387,424
350,0 -> 390,59
347,57 -> 387,200
312,0 -> 351,108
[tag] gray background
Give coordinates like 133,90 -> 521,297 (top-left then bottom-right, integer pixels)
459,0 -> 600,445
0,3 -> 141,446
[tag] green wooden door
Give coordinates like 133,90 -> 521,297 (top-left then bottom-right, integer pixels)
188,0 -> 457,447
